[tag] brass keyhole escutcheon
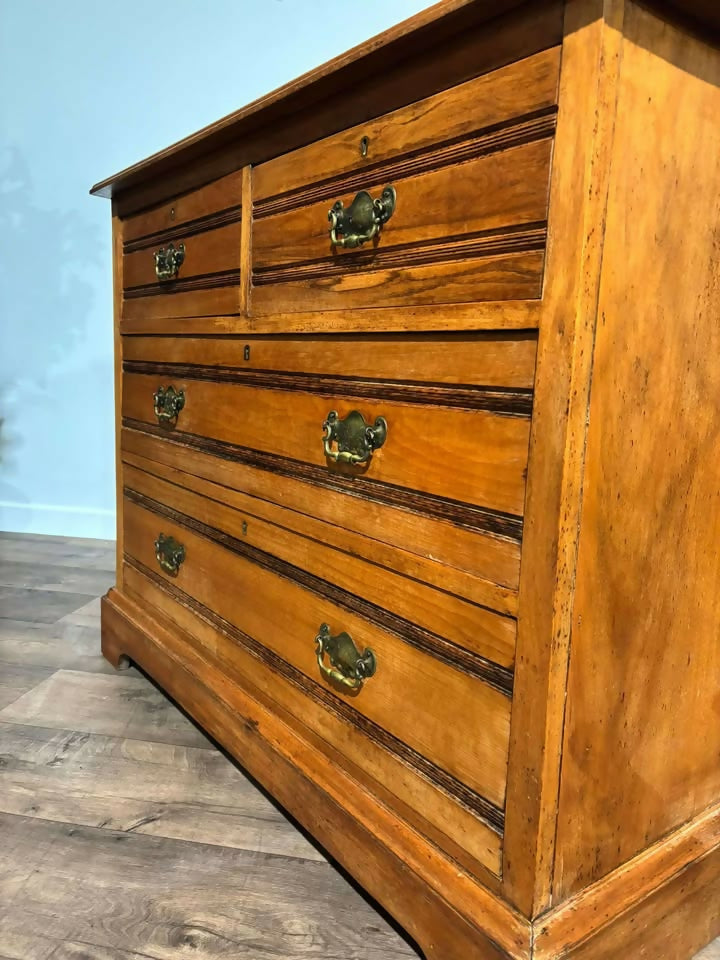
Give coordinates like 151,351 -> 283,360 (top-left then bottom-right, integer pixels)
360,135 -> 369,157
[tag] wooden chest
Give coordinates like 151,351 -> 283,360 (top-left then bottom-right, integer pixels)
92,1 -> 720,956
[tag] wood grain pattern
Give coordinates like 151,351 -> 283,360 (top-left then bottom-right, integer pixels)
0,669 -> 212,749
121,450 -> 518,615
122,331 -> 539,388
501,0 -> 626,916
535,799 -> 720,958
554,0 -> 720,900
0,721 -> 325,861
251,250 -> 545,314
0,814 -> 414,959
122,284 -> 241,322
121,427 -> 523,596
122,495 -> 512,809
122,371 -> 531,517
253,48 -> 560,203
254,140 -> 552,269
123,462 -> 518,671
119,299 -> 544,336
123,167 -> 243,243
123,220 -> 241,290
121,559 -> 506,877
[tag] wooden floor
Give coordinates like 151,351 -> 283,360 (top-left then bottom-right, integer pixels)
0,533 -> 717,960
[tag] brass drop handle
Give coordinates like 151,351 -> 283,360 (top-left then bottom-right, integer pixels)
154,533 -> 185,577
328,186 -> 396,249
154,241 -> 185,281
322,410 -> 387,465
315,623 -> 376,691
153,385 -> 185,425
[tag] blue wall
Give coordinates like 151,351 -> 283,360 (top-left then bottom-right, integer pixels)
0,0 -> 429,539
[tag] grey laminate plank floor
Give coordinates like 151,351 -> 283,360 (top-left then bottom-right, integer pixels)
0,532 -> 717,960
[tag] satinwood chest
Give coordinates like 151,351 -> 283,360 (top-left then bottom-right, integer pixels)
92,1 -> 720,956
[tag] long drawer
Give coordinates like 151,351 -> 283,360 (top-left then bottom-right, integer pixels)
251,48 -> 560,315
123,356 -> 531,510
121,484 -> 511,875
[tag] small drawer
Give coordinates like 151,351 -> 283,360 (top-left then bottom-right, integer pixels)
251,48 -> 560,315
122,492 -> 512,814
122,170 -> 243,322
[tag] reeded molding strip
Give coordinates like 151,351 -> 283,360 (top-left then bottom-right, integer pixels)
253,225 -> 547,287
254,110 -> 558,218
123,205 -> 243,253
122,420 -> 524,542
124,485 -> 515,696
124,269 -> 241,299
125,554 -> 506,835
123,361 -> 534,417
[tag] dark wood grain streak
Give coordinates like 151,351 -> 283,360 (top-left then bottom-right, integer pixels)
123,361 -> 534,416
123,206 -> 242,253
124,270 -> 240,298
253,227 -> 547,286
123,486 -> 515,695
254,115 -> 557,217
122,420 -> 525,540
126,555 -> 506,834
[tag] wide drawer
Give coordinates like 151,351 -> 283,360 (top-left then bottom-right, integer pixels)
122,492 -> 511,813
122,169 -> 243,322
251,48 -> 560,315
122,366 -> 531,519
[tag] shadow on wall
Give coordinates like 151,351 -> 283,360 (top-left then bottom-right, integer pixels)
0,145 -> 103,512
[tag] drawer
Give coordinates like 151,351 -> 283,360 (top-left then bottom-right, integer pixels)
251,48 -> 560,315
122,492 -> 512,813
122,170 -> 243,322
122,363 -> 531,519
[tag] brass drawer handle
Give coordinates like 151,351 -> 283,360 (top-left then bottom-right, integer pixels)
153,385 -> 185,425
154,533 -> 185,577
322,409 -> 387,465
154,241 -> 185,281
328,186 -> 396,249
315,623 -> 376,691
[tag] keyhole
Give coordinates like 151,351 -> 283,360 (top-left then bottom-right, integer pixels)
169,207 -> 176,221
360,136 -> 369,158
242,521 -> 248,536
244,345 -> 250,361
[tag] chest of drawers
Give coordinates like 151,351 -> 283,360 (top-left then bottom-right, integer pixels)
92,1 -> 720,956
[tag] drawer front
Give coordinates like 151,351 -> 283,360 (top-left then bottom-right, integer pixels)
122,369 -> 531,518
122,492 -> 511,811
251,48 -> 560,315
122,170 -> 243,322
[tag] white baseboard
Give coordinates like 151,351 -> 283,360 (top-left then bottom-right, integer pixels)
0,501 -> 116,540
